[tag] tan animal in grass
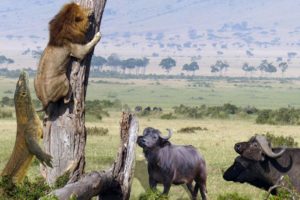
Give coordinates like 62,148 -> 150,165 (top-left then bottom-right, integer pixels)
1,71 -> 52,183
34,3 -> 101,112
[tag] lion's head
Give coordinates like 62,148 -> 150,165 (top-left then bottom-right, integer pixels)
49,3 -> 90,46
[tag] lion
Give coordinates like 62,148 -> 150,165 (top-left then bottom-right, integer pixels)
34,3 -> 101,113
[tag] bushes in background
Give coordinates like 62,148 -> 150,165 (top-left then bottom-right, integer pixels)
173,103 -> 257,119
160,113 -> 177,120
178,126 -> 208,133
86,126 -> 109,136
263,132 -> 298,147
256,108 -> 300,125
0,108 -> 13,119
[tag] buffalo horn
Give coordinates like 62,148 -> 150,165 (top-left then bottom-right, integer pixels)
255,135 -> 285,158
161,129 -> 173,140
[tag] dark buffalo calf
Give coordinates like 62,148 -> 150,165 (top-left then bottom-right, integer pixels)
137,127 -> 207,200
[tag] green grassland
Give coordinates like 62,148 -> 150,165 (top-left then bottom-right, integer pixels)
1,77 -> 300,109
0,76 -> 300,199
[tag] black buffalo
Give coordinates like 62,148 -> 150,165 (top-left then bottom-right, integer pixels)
153,107 -> 163,112
144,106 -> 151,112
137,127 -> 207,200
135,106 -> 143,112
223,135 -> 300,194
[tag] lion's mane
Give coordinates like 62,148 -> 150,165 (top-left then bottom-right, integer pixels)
48,3 -> 89,46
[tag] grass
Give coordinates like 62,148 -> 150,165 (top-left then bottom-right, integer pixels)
1,77 -> 300,110
0,76 -> 300,199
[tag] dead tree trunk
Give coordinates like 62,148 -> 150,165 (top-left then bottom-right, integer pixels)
45,113 -> 138,200
42,0 -> 107,184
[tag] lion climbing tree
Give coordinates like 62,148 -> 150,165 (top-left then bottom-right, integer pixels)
42,0 -> 108,184
42,0 -> 139,198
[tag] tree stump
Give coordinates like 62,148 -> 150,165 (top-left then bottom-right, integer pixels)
45,113 -> 139,200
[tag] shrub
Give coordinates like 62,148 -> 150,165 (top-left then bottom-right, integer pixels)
85,100 -> 110,120
173,103 -> 246,119
0,108 -> 13,118
160,113 -> 177,120
87,126 -> 109,136
0,176 -> 52,200
1,96 -> 14,106
223,103 -> 238,114
256,108 -> 300,125
263,132 -> 298,147
217,192 -> 251,200
178,126 -> 208,133
139,189 -> 168,200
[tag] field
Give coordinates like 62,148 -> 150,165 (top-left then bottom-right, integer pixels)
0,76 -> 300,200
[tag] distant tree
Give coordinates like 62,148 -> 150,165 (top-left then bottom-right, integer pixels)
210,60 -> 229,76
278,62 -> 288,77
0,55 -> 14,68
159,57 -> 176,74
107,53 -> 122,72
242,63 -> 256,77
182,61 -> 199,76
257,59 -> 268,76
121,58 -> 136,74
210,65 -> 220,75
31,50 -> 42,59
257,59 -> 277,76
265,63 -> 277,74
91,56 -> 107,71
135,57 -> 149,75
246,50 -> 254,57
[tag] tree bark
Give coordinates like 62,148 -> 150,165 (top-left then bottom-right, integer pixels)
45,113 -> 138,200
42,0 -> 107,184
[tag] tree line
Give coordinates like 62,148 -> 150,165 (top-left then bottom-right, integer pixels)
0,53 -> 291,77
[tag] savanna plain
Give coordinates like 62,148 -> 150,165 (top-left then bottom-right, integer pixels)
0,76 -> 300,200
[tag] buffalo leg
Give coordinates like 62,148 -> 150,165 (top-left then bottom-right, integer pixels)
186,182 -> 197,200
162,182 -> 171,195
149,177 -> 157,190
193,182 -> 200,199
199,182 -> 207,200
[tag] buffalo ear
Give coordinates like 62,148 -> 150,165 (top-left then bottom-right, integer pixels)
159,138 -> 170,147
137,136 -> 143,140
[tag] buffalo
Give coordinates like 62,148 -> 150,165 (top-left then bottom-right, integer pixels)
144,106 -> 151,112
137,127 -> 207,200
153,107 -> 163,112
223,135 -> 300,194
135,106 -> 143,112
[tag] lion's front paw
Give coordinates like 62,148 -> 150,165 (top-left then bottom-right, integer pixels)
94,32 -> 101,42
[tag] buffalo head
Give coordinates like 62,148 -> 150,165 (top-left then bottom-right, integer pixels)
137,127 -> 172,149
223,135 -> 288,194
234,135 -> 285,161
